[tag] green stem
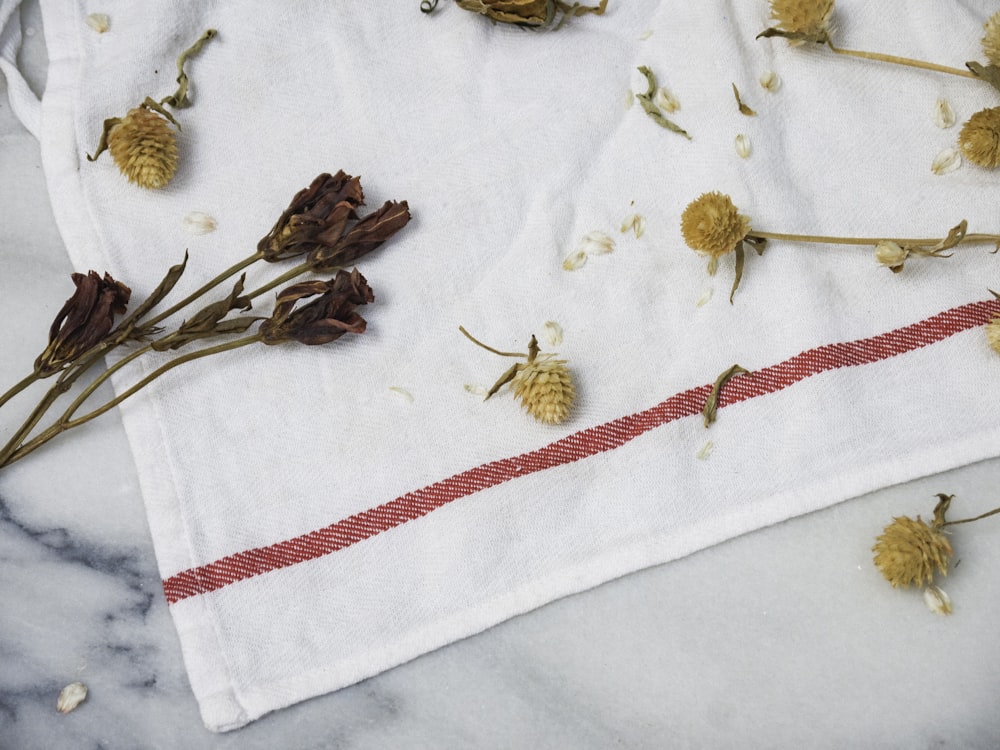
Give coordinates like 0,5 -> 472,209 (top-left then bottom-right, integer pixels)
145,251 -> 264,328
57,344 -> 154,424
245,261 -> 312,302
942,506 -> 1000,527
827,44 -> 977,79
2,334 -> 262,468
0,372 -> 41,411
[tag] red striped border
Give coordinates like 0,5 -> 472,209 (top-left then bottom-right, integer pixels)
163,298 -> 1000,604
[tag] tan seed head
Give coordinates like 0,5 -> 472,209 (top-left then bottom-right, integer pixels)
768,0 -> 834,37
680,192 -> 752,259
983,11 -> 1000,67
512,354 -> 575,424
872,515 -> 952,588
986,316 -> 1000,354
108,105 -> 179,189
958,107 -> 1000,168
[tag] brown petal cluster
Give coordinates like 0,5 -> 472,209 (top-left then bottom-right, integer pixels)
35,271 -> 131,376
259,268 -> 374,346
257,172 -> 411,271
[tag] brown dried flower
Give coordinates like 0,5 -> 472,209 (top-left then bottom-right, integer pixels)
309,200 -> 412,271
983,11 -> 1000,67
872,513 -> 952,588
958,107 -> 1000,167
259,268 -> 373,346
680,192 -> 752,260
767,0 -> 834,40
257,171 -> 365,262
105,100 -> 180,189
34,271 -> 132,377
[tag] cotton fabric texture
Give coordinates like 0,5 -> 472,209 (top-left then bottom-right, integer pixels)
3,0 -> 1000,732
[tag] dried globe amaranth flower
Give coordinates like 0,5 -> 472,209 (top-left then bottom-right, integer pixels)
983,11 -> 1000,67
88,98 -> 180,189
422,0 -> 608,28
762,0 -> 834,42
459,327 -> 575,424
958,107 -> 1000,167
872,496 -> 953,588
680,192 -> 752,264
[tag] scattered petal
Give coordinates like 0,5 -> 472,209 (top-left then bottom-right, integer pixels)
544,320 -> 564,347
931,147 -> 962,175
933,98 -> 956,129
85,13 -> 110,33
57,682 -> 88,714
464,384 -> 488,397
388,386 -> 413,403
735,133 -> 751,159
696,440 -> 714,460
923,585 -> 953,615
653,87 -> 680,113
696,287 -> 714,307
562,250 -> 588,271
638,29 -> 654,40
625,89 -> 634,109
183,211 -> 217,235
759,70 -> 781,92
875,240 -> 908,272
619,212 -> 646,238
578,230 -> 615,256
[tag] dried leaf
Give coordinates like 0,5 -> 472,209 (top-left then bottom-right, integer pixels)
967,61 -> 1000,96
732,83 -> 756,116
703,364 -> 749,427
636,66 -> 691,139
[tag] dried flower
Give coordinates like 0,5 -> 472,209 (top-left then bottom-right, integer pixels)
85,13 -> 109,33
983,11 -> 1000,67
766,0 -> 834,41
57,682 -> 88,714
872,512 -> 952,588
931,147 -> 962,175
735,134 -> 751,159
183,211 -> 217,235
759,70 -> 781,92
933,98 -> 956,129
34,271 -> 131,377
103,99 -> 180,189
460,328 -> 575,424
958,107 -> 1000,167
309,200 -> 412,271
923,585 -> 953,616
449,0 -> 608,27
680,192 -> 751,260
259,268 -> 373,346
874,240 -> 908,272
986,314 -> 1000,354
258,171 -> 365,262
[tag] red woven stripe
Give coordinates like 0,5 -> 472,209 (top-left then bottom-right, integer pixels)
163,298 -> 1000,604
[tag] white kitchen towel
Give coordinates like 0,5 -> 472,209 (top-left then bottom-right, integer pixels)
4,0 -> 1000,731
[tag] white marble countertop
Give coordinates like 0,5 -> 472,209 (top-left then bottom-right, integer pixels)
2,2 -> 1000,747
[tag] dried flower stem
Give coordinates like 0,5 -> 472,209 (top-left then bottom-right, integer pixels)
458,326 -> 528,358
941,506 -> 1000,527
245,261 -> 313,302
747,230 -> 1000,247
825,42 -> 977,80
3,335 -> 262,467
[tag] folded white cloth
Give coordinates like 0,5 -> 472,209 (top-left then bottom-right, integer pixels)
3,0 -> 1000,731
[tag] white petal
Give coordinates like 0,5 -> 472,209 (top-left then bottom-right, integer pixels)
638,29 -> 654,41
653,87 -> 680,113
544,321 -> 564,347
923,585 -> 953,615
183,211 -> 217,235
388,386 -> 413,403
619,213 -> 646,238
578,230 -> 615,256
696,287 -> 714,307
562,250 -> 588,271
933,98 -> 956,129
759,70 -> 780,92
931,147 -> 962,175
696,441 -> 715,460
57,682 -> 88,714
735,133 -> 751,159
464,384 -> 488,397
85,13 -> 110,33
625,89 -> 634,109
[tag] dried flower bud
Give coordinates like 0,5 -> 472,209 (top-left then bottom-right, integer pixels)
735,133 -> 751,159
958,107 -> 1000,168
923,585 -> 953,616
767,0 -> 834,40
106,101 -> 179,189
512,351 -> 575,424
260,268 -> 373,346
680,192 -> 752,259
933,98 -> 956,129
875,240 -> 908,272
454,0 -> 607,27
931,147 -> 962,175
986,314 -> 1000,354
759,70 -> 781,92
872,514 -> 952,588
983,10 -> 1000,67
258,171 -> 365,262
35,271 -> 131,376
309,200 -> 411,270
57,682 -> 88,714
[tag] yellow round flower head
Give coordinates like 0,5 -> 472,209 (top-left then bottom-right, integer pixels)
108,104 -> 179,189
983,10 -> 1000,67
958,107 -> 1000,168
512,353 -> 575,425
768,0 -> 834,38
680,192 -> 752,259
872,515 -> 952,588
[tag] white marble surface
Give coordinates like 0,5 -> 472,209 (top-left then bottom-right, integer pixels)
2,2 -> 1000,747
